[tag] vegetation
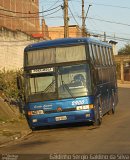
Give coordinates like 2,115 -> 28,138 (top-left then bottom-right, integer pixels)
118,43 -> 130,55
0,70 -> 22,103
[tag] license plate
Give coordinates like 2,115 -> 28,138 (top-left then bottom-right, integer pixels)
55,116 -> 67,121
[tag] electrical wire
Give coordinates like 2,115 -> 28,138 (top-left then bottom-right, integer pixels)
0,7 -> 62,19
68,6 -> 80,27
87,17 -> 130,27
89,2 -> 130,10
44,0 -> 61,11
70,0 -> 130,10
0,4 -> 62,14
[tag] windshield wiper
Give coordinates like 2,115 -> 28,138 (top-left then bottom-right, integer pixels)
61,80 -> 75,99
41,79 -> 55,93
59,73 -> 75,99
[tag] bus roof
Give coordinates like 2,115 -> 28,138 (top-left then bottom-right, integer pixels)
24,37 -> 112,52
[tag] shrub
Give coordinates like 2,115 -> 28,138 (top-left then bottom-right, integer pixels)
0,69 -> 22,102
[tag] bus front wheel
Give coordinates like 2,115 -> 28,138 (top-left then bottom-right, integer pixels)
93,105 -> 102,126
108,95 -> 115,115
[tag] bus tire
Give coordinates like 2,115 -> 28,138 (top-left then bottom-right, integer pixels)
93,105 -> 102,126
31,126 -> 36,131
108,94 -> 115,115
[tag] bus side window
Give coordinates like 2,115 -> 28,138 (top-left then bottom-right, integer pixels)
108,48 -> 113,65
106,47 -> 111,65
88,44 -> 94,62
92,44 -> 100,65
97,45 -> 102,65
103,47 -> 108,66
100,46 -> 106,66
104,47 -> 109,66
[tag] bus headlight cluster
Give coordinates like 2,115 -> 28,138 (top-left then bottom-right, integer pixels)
76,104 -> 93,111
28,110 -> 44,116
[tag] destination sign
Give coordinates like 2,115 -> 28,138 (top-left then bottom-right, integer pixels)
31,68 -> 53,74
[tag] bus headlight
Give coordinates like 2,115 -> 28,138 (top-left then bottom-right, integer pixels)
37,110 -> 44,114
28,110 -> 44,116
82,105 -> 90,110
76,104 -> 93,111
76,106 -> 83,110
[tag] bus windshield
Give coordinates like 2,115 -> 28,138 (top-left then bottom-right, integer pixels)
58,64 -> 91,98
28,64 -> 92,101
29,73 -> 55,94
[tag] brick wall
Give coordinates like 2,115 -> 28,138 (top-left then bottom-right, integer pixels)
0,27 -> 39,70
0,0 -> 40,35
42,19 -> 50,40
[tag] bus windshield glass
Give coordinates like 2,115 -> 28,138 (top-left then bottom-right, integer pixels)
58,64 -> 91,98
27,64 -> 91,101
29,73 -> 55,94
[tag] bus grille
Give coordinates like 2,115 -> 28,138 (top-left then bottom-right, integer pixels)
44,108 -> 76,114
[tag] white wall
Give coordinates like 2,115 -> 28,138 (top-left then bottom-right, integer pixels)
0,28 -> 39,70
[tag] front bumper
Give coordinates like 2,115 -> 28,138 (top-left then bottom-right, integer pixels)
28,110 -> 95,127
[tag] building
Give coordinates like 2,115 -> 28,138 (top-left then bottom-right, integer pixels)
109,40 -> 118,55
0,27 -> 39,70
32,19 -> 50,40
0,0 -> 40,35
48,25 -> 82,40
115,55 -> 130,83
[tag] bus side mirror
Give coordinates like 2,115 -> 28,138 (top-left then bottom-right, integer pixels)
17,75 -> 23,90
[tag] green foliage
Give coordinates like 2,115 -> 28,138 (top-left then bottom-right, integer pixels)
0,69 -> 23,101
118,43 -> 130,55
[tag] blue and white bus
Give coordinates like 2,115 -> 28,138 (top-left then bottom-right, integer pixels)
23,38 -> 118,130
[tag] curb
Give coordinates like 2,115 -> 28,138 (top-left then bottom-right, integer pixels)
118,83 -> 130,88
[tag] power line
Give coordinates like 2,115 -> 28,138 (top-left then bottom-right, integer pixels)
1,11 -> 130,29
0,4 -> 62,14
68,6 -> 80,27
0,7 -> 62,19
46,15 -> 130,28
90,2 -> 130,10
88,28 -> 130,36
87,17 -> 130,27
44,0 -> 61,11
70,0 -> 130,10
44,7 -> 62,17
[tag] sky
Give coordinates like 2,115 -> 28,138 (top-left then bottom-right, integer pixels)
39,0 -> 130,50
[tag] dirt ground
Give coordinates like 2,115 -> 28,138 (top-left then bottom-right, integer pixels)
0,96 -> 31,146
0,118 -> 31,146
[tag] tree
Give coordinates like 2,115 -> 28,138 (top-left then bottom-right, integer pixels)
118,43 -> 130,55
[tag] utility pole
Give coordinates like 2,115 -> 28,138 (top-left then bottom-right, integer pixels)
64,0 -> 69,38
104,32 -> 106,42
82,0 -> 85,37
82,1 -> 92,37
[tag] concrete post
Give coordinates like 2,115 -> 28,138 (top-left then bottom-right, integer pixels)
121,59 -> 124,83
